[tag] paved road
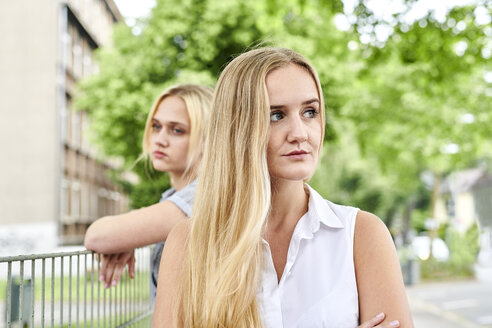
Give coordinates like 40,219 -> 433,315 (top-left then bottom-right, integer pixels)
407,279 -> 492,327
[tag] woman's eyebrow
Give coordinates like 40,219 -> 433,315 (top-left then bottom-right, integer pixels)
153,118 -> 188,126
302,98 -> 319,105
270,98 -> 319,110
167,121 -> 188,126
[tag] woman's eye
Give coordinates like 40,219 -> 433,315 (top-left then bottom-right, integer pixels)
270,111 -> 284,122
169,126 -> 186,135
303,108 -> 319,118
152,123 -> 161,131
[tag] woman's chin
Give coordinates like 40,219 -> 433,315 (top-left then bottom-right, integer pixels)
270,172 -> 314,183
152,161 -> 170,173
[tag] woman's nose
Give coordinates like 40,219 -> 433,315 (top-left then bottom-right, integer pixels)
287,117 -> 308,143
154,130 -> 170,147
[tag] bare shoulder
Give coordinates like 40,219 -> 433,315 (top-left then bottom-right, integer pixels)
164,219 -> 192,254
354,211 -> 414,327
354,211 -> 393,246
153,220 -> 191,328
159,219 -> 192,274
354,210 -> 397,275
354,210 -> 397,279
168,219 -> 191,240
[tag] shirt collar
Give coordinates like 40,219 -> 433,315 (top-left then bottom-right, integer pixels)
261,185 -> 345,245
306,184 -> 344,229
293,184 -> 344,241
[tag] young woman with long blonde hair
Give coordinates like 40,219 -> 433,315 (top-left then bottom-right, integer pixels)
84,84 -> 213,304
153,48 -> 413,327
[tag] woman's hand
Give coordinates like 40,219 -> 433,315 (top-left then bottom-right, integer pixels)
99,250 -> 135,288
358,313 -> 400,328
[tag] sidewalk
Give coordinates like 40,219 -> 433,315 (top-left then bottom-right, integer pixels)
407,279 -> 492,327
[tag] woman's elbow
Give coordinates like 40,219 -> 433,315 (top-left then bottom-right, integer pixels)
84,220 -> 109,252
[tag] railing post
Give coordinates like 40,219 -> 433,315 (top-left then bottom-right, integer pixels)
69,255 -> 73,328
31,260 -> 35,328
84,254 -> 87,328
6,261 -> 12,328
51,257 -> 55,328
19,261 -> 24,327
91,253 -> 95,328
60,256 -> 64,327
77,253 -> 80,328
42,258 -> 45,328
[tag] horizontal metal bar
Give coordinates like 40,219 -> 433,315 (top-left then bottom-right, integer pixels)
0,250 -> 92,262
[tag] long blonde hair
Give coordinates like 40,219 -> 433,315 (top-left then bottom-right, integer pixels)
179,48 -> 325,327
141,84 -> 213,183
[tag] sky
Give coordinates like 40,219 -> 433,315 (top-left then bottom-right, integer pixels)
114,0 -> 156,25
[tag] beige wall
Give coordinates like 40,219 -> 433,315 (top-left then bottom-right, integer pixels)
0,0 -> 59,224
455,192 -> 477,230
435,192 -> 478,232
435,198 -> 448,224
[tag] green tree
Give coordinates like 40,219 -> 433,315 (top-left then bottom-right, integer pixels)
76,0 -> 492,243
341,2 -> 492,238
76,0 -> 354,208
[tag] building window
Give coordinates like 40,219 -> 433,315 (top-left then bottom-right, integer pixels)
81,111 -> 90,153
72,33 -> 83,78
65,97 -> 72,144
66,24 -> 74,71
83,52 -> 92,77
72,110 -> 81,148
71,179 -> 81,221
80,181 -> 89,222
61,178 -> 70,221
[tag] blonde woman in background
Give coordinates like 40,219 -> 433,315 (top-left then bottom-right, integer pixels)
84,84 -> 213,304
153,48 -> 413,328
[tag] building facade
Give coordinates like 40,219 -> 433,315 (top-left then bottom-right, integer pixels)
0,0 -> 128,246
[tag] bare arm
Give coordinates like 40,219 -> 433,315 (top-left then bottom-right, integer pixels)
354,211 -> 413,327
152,220 -> 190,328
84,200 -> 188,254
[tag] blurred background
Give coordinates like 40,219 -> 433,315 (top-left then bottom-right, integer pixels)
0,0 -> 491,326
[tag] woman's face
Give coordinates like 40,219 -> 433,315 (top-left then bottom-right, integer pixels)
265,63 -> 322,183
150,95 -> 190,175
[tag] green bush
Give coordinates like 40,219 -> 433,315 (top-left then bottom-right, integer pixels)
420,223 -> 479,280
447,223 -> 479,275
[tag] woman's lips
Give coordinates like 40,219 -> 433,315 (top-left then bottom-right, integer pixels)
153,151 -> 167,159
284,150 -> 308,160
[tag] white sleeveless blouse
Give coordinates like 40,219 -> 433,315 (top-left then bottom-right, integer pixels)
258,185 -> 359,328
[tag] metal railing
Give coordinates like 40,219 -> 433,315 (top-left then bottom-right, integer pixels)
0,248 -> 152,328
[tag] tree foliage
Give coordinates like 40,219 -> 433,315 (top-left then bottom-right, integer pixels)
349,3 -> 492,173
342,2 -> 492,228
76,0 -> 354,208
76,0 -> 492,229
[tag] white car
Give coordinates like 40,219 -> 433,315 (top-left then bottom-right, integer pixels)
411,236 -> 450,261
